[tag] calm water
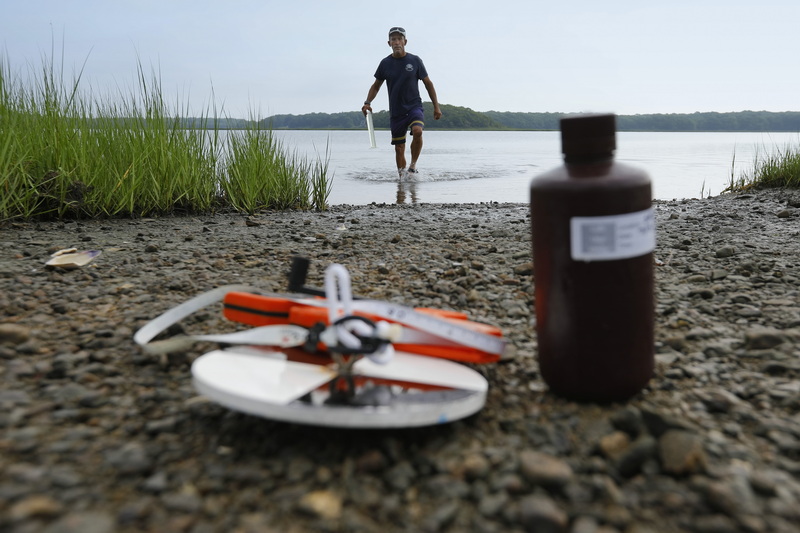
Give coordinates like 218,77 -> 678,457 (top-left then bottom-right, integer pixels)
267,130 -> 800,205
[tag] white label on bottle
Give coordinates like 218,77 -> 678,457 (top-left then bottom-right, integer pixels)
570,208 -> 655,261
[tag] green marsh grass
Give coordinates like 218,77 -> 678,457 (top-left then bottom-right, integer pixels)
221,124 -> 332,212
726,141 -> 800,193
0,54 -> 330,221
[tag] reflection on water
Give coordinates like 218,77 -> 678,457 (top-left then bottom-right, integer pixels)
262,130 -> 800,204
396,179 -> 418,204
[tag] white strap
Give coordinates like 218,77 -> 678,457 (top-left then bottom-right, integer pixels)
140,325 -> 310,354
133,285 -> 308,354
134,285 -> 257,348
133,276 -> 504,358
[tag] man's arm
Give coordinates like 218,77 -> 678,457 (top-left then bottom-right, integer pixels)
422,77 -> 442,120
361,79 -> 384,116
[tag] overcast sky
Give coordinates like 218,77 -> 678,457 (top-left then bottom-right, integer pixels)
3,0 -> 798,120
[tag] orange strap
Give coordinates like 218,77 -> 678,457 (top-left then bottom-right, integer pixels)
222,292 -> 502,363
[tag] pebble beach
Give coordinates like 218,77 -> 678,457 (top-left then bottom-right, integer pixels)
1,188 -> 799,532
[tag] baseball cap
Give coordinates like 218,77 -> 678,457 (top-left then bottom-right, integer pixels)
388,27 -> 406,38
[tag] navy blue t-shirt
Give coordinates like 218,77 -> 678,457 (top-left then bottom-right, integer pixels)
374,53 -> 429,118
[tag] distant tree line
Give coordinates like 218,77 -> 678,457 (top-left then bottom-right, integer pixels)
180,107 -> 800,132
616,111 -> 800,132
259,103 -> 506,131
483,111 -> 800,132
178,117 -> 253,129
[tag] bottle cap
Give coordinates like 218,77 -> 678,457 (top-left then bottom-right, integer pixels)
560,114 -> 616,157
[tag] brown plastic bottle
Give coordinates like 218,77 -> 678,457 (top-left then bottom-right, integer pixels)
530,114 -> 654,402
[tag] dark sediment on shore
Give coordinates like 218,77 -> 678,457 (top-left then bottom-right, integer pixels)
1,189 -> 799,532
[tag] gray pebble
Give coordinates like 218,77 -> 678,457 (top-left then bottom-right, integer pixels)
42,511 -> 115,533
744,327 -> 786,349
715,246 -> 736,258
104,442 -> 152,474
616,436 -> 658,478
518,450 -> 574,489
517,494 -> 568,533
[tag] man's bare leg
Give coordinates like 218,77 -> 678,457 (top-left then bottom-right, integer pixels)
409,126 -> 423,171
395,143 -> 407,177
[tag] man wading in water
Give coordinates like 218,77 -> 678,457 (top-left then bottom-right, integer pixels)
362,27 -> 442,178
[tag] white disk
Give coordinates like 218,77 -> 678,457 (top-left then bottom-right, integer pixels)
191,346 -> 488,428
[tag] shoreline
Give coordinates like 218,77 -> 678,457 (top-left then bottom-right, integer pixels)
1,189 -> 799,532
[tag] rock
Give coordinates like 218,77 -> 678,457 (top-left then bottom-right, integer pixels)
0,389 -> 31,407
116,497 -> 154,526
142,471 -> 169,493
0,323 -> 31,344
41,511 -> 116,533
385,461 -> 416,491
688,288 -> 715,299
704,476 -> 760,517
514,262 -> 533,276
659,430 -> 707,475
9,495 -> 63,521
463,452 -> 491,480
145,416 -> 180,435
161,489 -> 203,513
517,495 -> 568,533
744,327 -> 786,349
640,407 -> 696,437
609,406 -> 646,437
616,436 -> 658,478
748,470 -> 780,497
694,388 -> 744,413
297,490 -> 343,520
478,491 -> 509,517
597,431 -> 631,459
355,449 -> 386,472
49,465 -> 83,488
421,500 -> 459,531
685,274 -> 708,283
570,515 -> 600,533
710,268 -> 729,280
104,442 -> 153,475
715,246 -> 736,258
518,450 -> 574,490
692,514 -> 738,533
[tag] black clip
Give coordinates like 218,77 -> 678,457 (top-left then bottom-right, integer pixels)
304,322 -> 327,353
